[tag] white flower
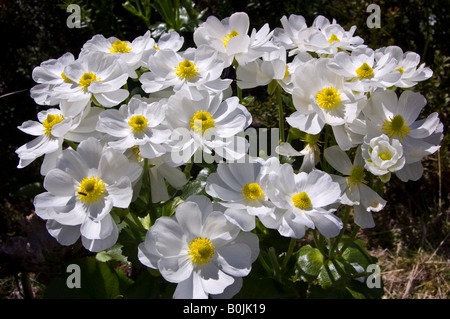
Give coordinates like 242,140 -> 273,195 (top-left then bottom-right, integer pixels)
205,160 -> 275,231
33,137 -> 142,252
80,31 -> 155,78
286,58 -> 363,149
53,51 -> 129,117
193,12 -> 277,67
15,107 -> 102,175
275,134 -> 321,172
137,195 -> 259,299
363,89 -> 443,182
30,52 -> 75,105
162,88 -> 252,166
140,45 -> 231,94
324,145 -> 386,229
263,160 -> 343,238
96,95 -> 171,159
375,46 -> 433,88
309,15 -> 366,55
140,31 -> 184,68
327,46 -> 402,92
272,14 -> 311,53
361,134 -> 406,182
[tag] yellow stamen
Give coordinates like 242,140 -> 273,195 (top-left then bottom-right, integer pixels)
223,30 -> 239,47
109,39 -> 132,53
42,114 -> 65,136
187,237 -> 215,265
78,72 -> 100,91
189,110 -> 215,134
355,62 -> 374,79
77,176 -> 106,204
292,192 -> 312,210
128,115 -> 148,132
242,183 -> 264,200
381,115 -> 410,140
328,34 -> 340,43
316,87 -> 341,110
175,59 -> 199,80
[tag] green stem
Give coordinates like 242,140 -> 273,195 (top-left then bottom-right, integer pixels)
339,224 -> 361,256
276,85 -> 285,143
184,156 -> 194,180
312,229 -> 326,256
268,247 -> 282,283
64,139 -> 78,150
282,238 -> 297,269
329,207 -> 350,259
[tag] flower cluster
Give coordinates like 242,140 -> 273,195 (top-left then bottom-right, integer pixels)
17,12 -> 443,299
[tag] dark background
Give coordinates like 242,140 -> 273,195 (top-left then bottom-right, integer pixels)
0,0 -> 448,298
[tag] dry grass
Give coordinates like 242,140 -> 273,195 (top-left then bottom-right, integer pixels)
371,238 -> 449,299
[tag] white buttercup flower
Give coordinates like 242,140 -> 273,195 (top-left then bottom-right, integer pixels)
324,145 -> 386,229
272,14 -> 313,54
30,52 -> 76,106
163,88 -> 252,166
16,107 -> 102,175
53,51 -> 129,117
33,137 -> 142,252
80,31 -> 155,78
363,89 -> 443,182
361,134 -> 406,182
96,95 -> 171,159
193,12 -> 277,67
140,31 -> 184,69
275,133 -> 321,172
205,160 -> 275,231
137,195 -> 259,299
263,161 -> 343,239
327,46 -> 402,92
286,58 -> 363,149
374,46 -> 433,88
140,45 -> 231,94
310,15 -> 365,55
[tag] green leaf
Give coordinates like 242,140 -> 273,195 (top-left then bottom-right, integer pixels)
294,245 -> 324,282
96,244 -> 129,264
180,180 -> 205,200
44,257 -> 133,299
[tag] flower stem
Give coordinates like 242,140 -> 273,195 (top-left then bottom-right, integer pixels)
268,247 -> 282,283
329,206 -> 350,259
282,238 -> 297,269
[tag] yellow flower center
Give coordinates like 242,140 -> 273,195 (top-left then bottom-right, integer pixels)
242,183 -> 264,200
187,237 -> 215,265
78,72 -> 100,91
381,115 -> 410,140
378,152 -> 392,161
284,65 -> 290,79
328,34 -> 340,43
42,114 -> 65,136
128,115 -> 148,132
153,45 -> 160,50
355,62 -> 374,79
61,72 -> 73,83
189,110 -> 215,134
316,87 -> 342,110
223,30 -> 239,47
77,176 -> 106,204
396,67 -> 404,74
292,192 -> 312,210
346,165 -> 366,190
175,59 -> 199,80
109,39 -> 132,53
